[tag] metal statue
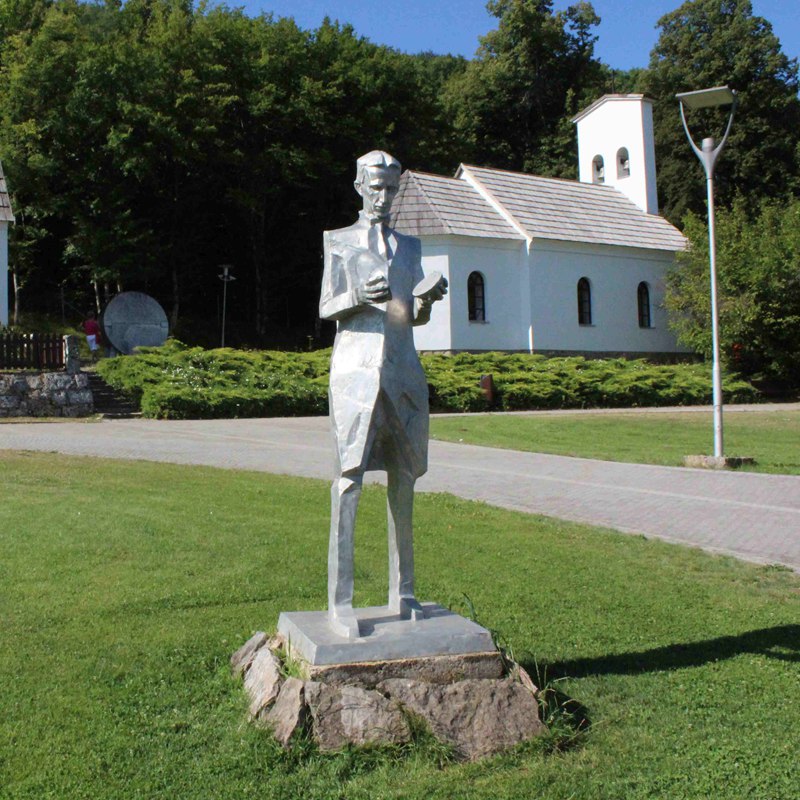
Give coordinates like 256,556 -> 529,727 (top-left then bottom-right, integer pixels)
320,150 -> 447,639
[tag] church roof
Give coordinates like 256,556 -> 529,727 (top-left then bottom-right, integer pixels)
391,163 -> 686,253
460,165 -> 687,251
0,161 -> 14,223
391,170 -> 523,240
571,93 -> 653,123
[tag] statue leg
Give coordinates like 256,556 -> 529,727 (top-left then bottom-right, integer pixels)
328,471 -> 362,639
387,466 -> 424,621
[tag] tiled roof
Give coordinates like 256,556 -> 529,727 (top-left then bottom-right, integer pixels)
459,165 -> 686,252
0,161 -> 14,223
390,170 -> 523,240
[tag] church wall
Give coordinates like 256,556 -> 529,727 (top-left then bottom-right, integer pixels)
529,240 -> 691,354
411,238 -> 452,351
414,235 -> 528,352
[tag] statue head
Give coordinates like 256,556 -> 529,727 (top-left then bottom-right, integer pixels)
354,150 -> 401,222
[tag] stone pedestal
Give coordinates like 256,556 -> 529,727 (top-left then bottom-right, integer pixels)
277,602 -> 495,665
233,609 -> 547,761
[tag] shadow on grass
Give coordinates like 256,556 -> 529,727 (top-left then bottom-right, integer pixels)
542,624 -> 800,681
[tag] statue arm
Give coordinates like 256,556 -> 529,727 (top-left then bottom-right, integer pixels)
319,232 -> 362,321
412,297 -> 433,327
410,241 -> 447,326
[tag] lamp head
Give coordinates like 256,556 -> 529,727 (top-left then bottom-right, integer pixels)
676,85 -> 736,110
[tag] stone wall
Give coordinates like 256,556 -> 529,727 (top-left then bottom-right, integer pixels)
0,372 -> 93,417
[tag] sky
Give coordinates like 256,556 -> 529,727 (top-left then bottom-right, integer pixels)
238,0 -> 800,72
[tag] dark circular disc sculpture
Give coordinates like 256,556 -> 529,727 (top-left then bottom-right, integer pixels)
101,291 -> 169,355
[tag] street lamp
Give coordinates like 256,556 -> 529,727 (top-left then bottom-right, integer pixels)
676,85 -> 737,459
218,264 -> 236,347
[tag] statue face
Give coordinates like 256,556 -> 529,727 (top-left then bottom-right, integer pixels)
356,165 -> 400,222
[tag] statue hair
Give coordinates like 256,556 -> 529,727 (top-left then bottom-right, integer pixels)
355,150 -> 401,184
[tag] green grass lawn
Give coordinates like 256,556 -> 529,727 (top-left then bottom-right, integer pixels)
430,409 -> 800,474
2,451 -> 799,799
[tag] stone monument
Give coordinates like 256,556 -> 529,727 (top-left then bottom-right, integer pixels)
100,291 -> 169,355
235,152 -> 547,759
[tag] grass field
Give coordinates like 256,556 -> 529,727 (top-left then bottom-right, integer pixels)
2,451 -> 799,799
430,409 -> 800,474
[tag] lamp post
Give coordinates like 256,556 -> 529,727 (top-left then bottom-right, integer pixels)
676,86 -> 737,459
218,264 -> 235,347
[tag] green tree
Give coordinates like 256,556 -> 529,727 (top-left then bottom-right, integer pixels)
666,198 -> 800,389
445,0 -> 603,177
0,1 -> 473,342
643,0 -> 800,224
0,0 -> 90,320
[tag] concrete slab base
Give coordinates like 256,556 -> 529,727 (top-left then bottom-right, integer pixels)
277,602 -> 496,666
684,455 -> 757,469
306,651 -> 505,687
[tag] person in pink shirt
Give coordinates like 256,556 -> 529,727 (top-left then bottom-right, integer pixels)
81,311 -> 101,362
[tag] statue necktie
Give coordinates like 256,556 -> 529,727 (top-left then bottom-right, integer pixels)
369,223 -> 391,260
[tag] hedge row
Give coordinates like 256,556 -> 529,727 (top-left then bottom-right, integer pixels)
96,340 -> 760,419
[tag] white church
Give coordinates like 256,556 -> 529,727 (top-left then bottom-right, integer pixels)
390,94 -> 691,356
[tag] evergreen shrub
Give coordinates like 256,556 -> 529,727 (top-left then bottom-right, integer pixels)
97,341 -> 759,419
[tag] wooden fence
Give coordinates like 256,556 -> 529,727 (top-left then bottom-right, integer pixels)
0,333 -> 65,370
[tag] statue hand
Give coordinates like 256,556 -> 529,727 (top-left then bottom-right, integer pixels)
358,272 -> 391,304
418,276 -> 448,306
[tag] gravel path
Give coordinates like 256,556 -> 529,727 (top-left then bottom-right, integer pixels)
2,414 -> 799,571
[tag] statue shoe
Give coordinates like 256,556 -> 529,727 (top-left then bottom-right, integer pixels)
395,596 -> 425,622
329,608 -> 360,639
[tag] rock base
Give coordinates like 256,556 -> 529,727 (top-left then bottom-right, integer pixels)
231,631 -> 546,761
683,454 -> 756,469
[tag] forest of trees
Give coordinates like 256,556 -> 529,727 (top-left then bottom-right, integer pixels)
1,0 -> 799,363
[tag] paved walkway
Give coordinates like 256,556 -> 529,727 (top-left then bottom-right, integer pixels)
2,415 -> 799,570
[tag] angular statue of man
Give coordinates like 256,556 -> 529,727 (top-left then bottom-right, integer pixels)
320,150 -> 448,639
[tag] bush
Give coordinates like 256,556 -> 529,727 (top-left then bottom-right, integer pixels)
666,199 -> 800,390
98,340 -> 330,419
140,384 -> 326,420
97,341 -> 759,419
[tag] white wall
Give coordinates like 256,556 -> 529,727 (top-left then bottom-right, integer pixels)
575,96 -> 659,214
530,239 -> 691,354
414,235 -> 529,352
0,223 -> 8,327
412,238 -> 452,350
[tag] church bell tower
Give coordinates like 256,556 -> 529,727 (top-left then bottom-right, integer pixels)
572,94 -> 659,215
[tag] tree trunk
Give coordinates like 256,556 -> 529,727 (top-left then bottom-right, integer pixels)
251,209 -> 266,338
12,270 -> 20,326
92,279 -> 101,314
170,267 -> 179,332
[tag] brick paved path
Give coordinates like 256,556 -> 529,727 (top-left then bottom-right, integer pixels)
2,416 -> 799,570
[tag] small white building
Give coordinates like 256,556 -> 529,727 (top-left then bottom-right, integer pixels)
390,94 -> 690,356
0,161 -> 14,327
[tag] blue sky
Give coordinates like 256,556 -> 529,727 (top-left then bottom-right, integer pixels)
237,0 -> 799,71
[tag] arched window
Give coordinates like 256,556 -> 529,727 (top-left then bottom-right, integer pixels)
592,155 -> 605,184
468,271 -> 486,321
637,282 -> 652,328
577,278 -> 592,325
617,147 -> 630,178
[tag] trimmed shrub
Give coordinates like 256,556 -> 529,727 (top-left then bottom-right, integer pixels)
97,341 -> 760,419
140,384 -> 326,420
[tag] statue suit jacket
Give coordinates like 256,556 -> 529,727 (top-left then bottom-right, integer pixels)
320,212 -> 431,478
